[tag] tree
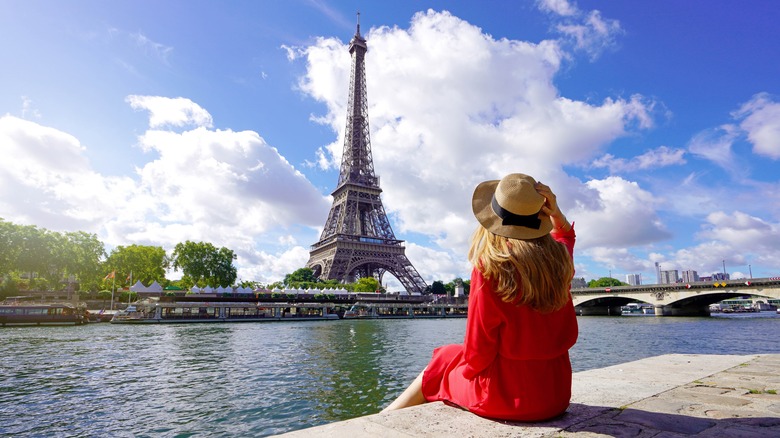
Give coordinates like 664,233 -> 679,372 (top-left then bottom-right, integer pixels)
0,218 -> 20,275
63,231 -> 106,291
238,280 -> 262,290
354,276 -> 380,292
106,244 -> 168,287
284,268 -> 317,288
171,241 -> 237,287
430,280 -> 447,295
588,277 -> 626,288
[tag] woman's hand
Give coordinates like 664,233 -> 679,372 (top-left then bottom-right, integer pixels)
535,181 -> 571,232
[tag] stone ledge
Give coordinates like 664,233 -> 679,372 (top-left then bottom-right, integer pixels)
275,354 -> 780,437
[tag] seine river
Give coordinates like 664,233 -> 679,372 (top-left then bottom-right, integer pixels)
2,313 -> 778,437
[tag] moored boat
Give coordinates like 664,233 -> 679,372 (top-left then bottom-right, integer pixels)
342,302 -> 467,319
621,302 -> 655,316
0,301 -> 88,326
110,297 -> 339,324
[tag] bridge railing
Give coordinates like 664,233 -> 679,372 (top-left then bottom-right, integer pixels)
572,277 -> 780,296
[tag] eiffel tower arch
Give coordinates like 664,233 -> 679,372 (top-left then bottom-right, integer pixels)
306,17 -> 427,294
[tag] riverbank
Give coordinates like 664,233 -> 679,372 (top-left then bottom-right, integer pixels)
275,353 -> 780,437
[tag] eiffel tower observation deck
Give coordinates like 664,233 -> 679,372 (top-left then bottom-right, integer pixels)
307,16 -> 428,294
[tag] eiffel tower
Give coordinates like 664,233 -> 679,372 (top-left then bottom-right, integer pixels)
306,17 -> 427,294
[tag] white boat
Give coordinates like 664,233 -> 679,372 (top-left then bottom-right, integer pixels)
342,302 -> 467,319
111,297 -> 338,324
621,303 -> 655,316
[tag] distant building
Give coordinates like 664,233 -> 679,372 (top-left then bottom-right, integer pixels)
655,262 -> 661,284
571,277 -> 587,288
626,274 -> 642,286
712,272 -> 730,281
681,270 -> 699,283
660,270 -> 679,284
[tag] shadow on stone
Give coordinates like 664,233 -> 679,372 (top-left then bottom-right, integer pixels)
561,403 -> 780,437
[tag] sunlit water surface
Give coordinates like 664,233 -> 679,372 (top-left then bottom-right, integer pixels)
1,313 -> 778,436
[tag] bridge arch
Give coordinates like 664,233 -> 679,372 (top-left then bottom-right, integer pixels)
572,278 -> 780,316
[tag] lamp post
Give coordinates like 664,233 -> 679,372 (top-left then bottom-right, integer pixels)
749,264 -> 753,279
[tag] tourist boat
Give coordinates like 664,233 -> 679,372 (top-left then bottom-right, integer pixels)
0,301 -> 88,326
342,302 -> 467,319
620,303 -> 655,315
110,297 -> 339,324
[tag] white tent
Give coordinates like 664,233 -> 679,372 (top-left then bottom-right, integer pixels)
130,280 -> 164,294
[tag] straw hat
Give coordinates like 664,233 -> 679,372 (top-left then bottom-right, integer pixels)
471,173 -> 553,240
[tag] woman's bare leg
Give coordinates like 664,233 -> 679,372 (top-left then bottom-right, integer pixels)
381,370 -> 426,412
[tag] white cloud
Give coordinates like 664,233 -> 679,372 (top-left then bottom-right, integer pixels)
1,97 -> 332,285
700,211 -> 779,250
687,125 -> 740,173
0,115 -> 135,230
111,96 -> 331,249
733,92 -> 780,160
592,146 -> 686,173
538,1 -> 623,60
295,10 -> 654,272
126,95 -> 213,129
538,0 -> 579,17
571,176 -> 672,249
20,96 -> 41,119
130,31 -> 173,64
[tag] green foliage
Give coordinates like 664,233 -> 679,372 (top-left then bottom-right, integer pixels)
105,244 -> 168,287
266,281 -> 284,290
284,268 -> 317,287
429,280 -> 446,295
354,277 -> 380,292
117,290 -> 138,304
97,290 -> 112,300
172,241 -> 237,288
238,280 -> 262,290
588,277 -> 627,288
0,218 -> 106,291
0,274 -> 20,298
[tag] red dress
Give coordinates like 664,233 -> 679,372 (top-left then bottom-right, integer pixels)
421,227 -> 577,421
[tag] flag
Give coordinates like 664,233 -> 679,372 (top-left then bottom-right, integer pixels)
126,271 -> 132,282
104,271 -> 115,281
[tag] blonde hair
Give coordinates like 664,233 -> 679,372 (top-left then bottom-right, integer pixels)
468,225 -> 574,313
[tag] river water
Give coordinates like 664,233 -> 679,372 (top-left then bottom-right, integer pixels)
1,313 -> 778,437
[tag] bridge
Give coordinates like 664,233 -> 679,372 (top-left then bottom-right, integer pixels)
571,277 -> 780,316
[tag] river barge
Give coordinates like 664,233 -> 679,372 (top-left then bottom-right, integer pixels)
342,302 -> 467,319
110,296 -> 339,324
0,302 -> 88,326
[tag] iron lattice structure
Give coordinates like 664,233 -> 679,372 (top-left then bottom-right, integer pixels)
307,21 -> 427,294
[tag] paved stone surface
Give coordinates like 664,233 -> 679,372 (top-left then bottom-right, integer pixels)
275,354 -> 780,437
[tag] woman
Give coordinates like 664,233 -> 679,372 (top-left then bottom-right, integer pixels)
382,173 -> 577,421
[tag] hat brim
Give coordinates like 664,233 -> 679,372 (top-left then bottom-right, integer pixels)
471,180 -> 553,240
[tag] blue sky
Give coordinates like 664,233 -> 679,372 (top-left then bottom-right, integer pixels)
2,0 -> 779,288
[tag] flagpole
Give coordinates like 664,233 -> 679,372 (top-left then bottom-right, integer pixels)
110,271 -> 116,310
